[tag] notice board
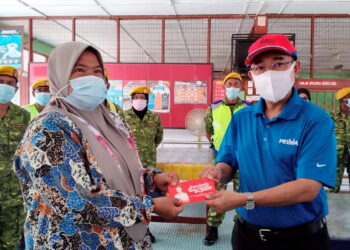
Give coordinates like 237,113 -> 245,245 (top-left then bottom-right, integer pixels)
29,63 -> 213,128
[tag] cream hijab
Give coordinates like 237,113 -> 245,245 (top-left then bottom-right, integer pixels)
45,41 -> 147,241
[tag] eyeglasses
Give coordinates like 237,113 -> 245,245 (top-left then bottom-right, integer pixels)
250,61 -> 294,75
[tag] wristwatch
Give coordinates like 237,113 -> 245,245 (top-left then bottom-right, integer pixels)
244,193 -> 255,210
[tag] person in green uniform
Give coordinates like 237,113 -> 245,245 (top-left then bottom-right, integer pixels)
23,78 -> 50,120
329,87 -> 350,193
0,65 -> 30,249
203,72 -> 249,246
124,85 -> 163,243
124,85 -> 163,169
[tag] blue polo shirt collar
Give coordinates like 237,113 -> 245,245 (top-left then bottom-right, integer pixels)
253,87 -> 303,121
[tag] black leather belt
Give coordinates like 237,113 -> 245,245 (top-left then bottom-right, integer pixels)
236,215 -> 326,242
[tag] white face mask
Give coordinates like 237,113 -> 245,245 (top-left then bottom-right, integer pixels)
252,62 -> 296,103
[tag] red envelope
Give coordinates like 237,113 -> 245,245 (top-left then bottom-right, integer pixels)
168,178 -> 216,204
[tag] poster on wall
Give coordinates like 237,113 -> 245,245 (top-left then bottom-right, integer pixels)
122,80 -> 146,110
174,81 -> 207,104
213,79 -> 225,101
29,63 -> 213,128
107,80 -> 123,107
0,28 -> 22,68
147,80 -> 170,113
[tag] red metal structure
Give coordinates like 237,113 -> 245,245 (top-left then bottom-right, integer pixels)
0,14 -> 349,114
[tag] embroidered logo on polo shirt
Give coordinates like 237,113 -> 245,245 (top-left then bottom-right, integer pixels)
316,163 -> 326,168
278,138 -> 298,146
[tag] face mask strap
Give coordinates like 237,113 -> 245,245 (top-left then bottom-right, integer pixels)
289,61 -> 296,75
345,99 -> 350,108
53,83 -> 71,99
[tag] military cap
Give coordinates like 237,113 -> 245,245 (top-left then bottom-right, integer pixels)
336,88 -> 350,100
32,78 -> 49,91
0,65 -> 18,82
130,86 -> 151,95
222,72 -> 242,84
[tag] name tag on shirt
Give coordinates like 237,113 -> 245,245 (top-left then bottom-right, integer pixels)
168,178 -> 215,204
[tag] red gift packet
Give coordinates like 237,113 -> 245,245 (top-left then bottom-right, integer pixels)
168,178 -> 216,204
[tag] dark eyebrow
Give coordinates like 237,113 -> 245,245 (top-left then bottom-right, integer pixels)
73,64 -> 102,69
252,58 -> 263,65
271,55 -> 286,60
252,55 -> 289,65
73,64 -> 86,68
0,79 -> 16,83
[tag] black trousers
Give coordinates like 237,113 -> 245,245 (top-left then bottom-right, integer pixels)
231,219 -> 331,250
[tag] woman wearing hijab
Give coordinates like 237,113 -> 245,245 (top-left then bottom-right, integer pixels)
13,42 -> 183,249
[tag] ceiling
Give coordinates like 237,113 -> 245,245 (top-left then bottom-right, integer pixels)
1,0 -> 350,77
1,0 -> 350,17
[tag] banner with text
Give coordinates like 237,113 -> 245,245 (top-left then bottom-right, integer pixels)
0,27 -> 22,68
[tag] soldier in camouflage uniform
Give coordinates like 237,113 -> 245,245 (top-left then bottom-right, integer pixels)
0,66 -> 30,249
124,85 -> 163,243
124,86 -> 163,168
203,72 -> 250,246
329,87 -> 350,193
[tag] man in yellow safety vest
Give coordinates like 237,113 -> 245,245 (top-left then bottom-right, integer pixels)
23,79 -> 50,120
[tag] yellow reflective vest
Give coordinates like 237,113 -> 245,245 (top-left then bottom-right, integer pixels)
23,103 -> 40,120
211,101 -> 246,151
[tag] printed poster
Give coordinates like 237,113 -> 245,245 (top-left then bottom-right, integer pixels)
146,80 -> 170,113
213,79 -> 225,101
0,28 -> 22,68
174,81 -> 207,104
107,80 -> 123,107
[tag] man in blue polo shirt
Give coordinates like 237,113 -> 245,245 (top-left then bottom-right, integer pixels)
200,34 -> 336,250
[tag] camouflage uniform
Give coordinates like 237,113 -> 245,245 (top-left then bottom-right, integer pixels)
124,109 -> 163,168
0,103 -> 30,249
204,98 -> 245,227
330,110 -> 350,192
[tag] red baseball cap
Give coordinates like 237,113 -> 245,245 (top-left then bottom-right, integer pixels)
245,34 -> 297,66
